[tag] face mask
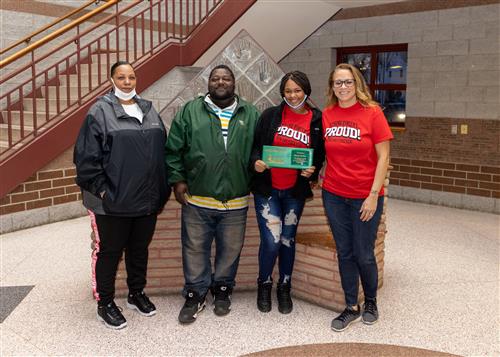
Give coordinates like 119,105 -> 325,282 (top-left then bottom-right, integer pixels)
283,95 -> 307,110
110,78 -> 136,101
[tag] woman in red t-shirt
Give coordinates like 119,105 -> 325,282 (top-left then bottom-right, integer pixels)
322,63 -> 393,332
250,71 -> 325,314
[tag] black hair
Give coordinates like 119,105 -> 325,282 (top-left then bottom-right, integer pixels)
279,70 -> 312,97
209,64 -> 235,81
110,60 -> 133,77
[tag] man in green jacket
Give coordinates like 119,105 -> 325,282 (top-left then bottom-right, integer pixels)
165,65 -> 259,324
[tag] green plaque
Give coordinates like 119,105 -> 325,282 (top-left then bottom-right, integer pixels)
262,145 -> 313,169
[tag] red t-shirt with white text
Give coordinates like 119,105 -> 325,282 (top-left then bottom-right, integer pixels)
322,102 -> 393,198
271,105 -> 312,190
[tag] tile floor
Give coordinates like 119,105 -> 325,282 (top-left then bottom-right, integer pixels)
1,199 -> 498,356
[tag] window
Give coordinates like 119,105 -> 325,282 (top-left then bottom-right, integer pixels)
337,44 -> 408,127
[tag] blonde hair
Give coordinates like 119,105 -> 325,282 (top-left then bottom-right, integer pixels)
326,63 -> 378,108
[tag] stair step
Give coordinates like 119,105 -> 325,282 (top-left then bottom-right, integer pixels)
59,73 -> 108,88
41,85 -> 92,99
1,111 -> 54,125
22,98 -> 70,112
77,62 -> 110,75
0,123 -> 39,143
91,52 -> 139,64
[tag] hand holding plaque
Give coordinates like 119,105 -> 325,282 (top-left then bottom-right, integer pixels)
262,145 -> 314,169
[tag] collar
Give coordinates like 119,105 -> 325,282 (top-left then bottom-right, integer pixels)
204,94 -> 238,113
102,92 -> 151,118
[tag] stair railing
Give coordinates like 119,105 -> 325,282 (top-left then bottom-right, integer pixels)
0,0 -> 110,57
0,0 -> 223,160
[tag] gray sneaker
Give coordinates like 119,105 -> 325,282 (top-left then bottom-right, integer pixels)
331,305 -> 361,332
362,298 -> 378,325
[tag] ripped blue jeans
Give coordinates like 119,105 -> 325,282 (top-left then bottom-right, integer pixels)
254,189 -> 305,284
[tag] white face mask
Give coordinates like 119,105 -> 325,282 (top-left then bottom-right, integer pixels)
110,78 -> 137,101
283,95 -> 307,110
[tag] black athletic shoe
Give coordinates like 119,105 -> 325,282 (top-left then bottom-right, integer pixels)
211,285 -> 232,316
178,290 -> 206,324
277,282 -> 293,314
257,282 -> 273,313
331,305 -> 361,332
97,301 -> 127,330
362,298 -> 379,325
127,291 -> 156,317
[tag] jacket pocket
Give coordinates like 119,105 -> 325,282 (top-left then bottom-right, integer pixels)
101,189 -> 118,213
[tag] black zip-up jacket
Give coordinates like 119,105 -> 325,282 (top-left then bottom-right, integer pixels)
74,92 -> 170,216
250,102 -> 325,200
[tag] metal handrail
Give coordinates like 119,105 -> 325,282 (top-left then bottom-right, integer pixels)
1,0 -> 142,85
0,0 -> 119,69
0,0 -> 225,159
0,0 -> 108,56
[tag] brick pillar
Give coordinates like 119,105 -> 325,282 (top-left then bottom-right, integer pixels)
293,170 -> 390,311
110,169 -> 390,305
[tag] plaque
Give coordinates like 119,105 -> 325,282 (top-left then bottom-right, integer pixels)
262,145 -> 313,169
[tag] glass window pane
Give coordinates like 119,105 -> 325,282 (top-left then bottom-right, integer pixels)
343,53 -> 371,84
375,90 -> 406,124
376,51 -> 407,84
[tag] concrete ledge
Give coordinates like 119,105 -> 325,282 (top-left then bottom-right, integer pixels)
388,185 -> 500,214
0,201 -> 87,234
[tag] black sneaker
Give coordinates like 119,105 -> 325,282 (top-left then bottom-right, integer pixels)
362,298 -> 379,325
331,305 -> 361,332
211,285 -> 232,316
97,301 -> 127,330
277,282 -> 293,314
127,291 -> 156,317
257,282 -> 272,313
178,290 -> 205,324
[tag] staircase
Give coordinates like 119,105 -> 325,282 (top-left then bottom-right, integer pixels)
0,49 -> 132,154
0,0 -> 256,198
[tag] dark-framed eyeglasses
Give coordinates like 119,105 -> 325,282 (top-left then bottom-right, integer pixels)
333,79 -> 356,88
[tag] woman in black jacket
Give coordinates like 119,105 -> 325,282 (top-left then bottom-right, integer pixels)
250,71 -> 324,314
74,61 -> 170,330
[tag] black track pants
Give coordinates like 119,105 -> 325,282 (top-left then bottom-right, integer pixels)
90,213 -> 157,306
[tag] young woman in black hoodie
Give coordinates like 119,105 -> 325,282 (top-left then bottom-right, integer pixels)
250,71 -> 324,314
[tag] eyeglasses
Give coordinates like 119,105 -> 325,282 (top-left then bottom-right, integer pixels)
333,79 -> 355,88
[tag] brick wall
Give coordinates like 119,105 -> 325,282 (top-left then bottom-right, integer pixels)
293,223 -> 385,312
115,190 -> 334,294
293,186 -> 387,312
390,117 -> 500,199
392,117 -> 500,167
0,167 -> 80,216
0,147 -> 86,233
391,158 -> 499,198
115,186 -> 389,313
115,198 -> 257,293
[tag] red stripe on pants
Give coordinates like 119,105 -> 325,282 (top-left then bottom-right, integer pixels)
88,210 -> 101,302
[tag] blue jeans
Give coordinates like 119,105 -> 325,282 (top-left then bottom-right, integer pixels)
322,189 -> 383,306
254,189 -> 305,284
181,204 -> 248,297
